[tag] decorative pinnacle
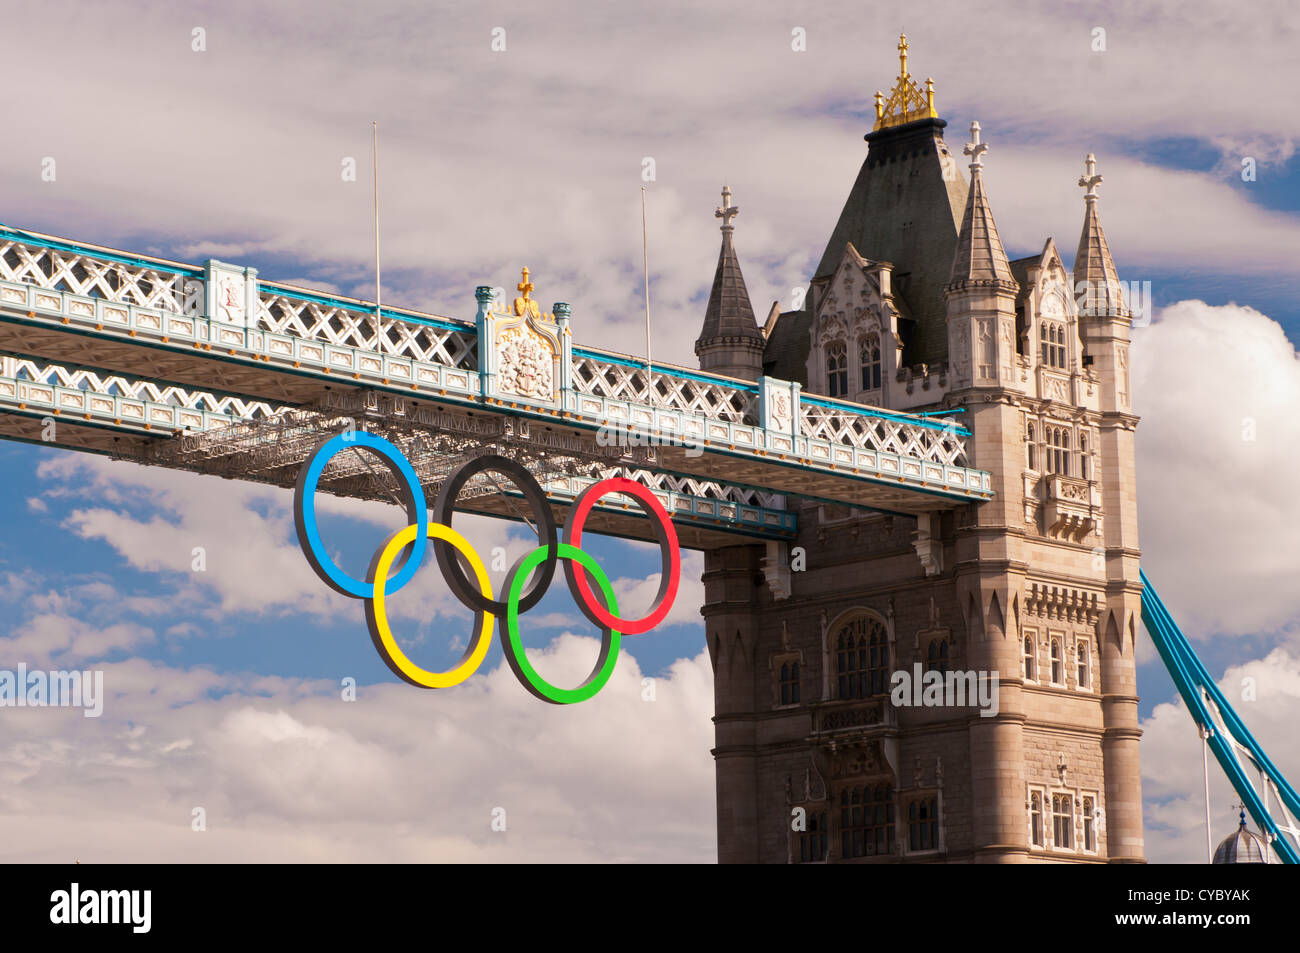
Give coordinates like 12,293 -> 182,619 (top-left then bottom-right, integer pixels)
1079,153 -> 1103,201
898,32 -> 909,76
715,185 -> 739,230
964,121 -> 987,170
516,267 -> 534,300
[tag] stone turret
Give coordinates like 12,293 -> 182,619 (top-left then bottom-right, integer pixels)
695,185 -> 765,381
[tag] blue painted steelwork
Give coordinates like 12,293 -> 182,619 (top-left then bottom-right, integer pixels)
1140,568 -> 1300,863
0,224 -> 203,278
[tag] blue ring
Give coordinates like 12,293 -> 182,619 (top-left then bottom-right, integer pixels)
293,431 -> 428,599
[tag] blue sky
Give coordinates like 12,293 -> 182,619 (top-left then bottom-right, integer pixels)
2,0 -> 1300,862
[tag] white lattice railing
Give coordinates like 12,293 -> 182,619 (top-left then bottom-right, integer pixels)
800,398 -> 968,467
0,235 -> 201,313
256,290 -> 477,369
570,352 -> 757,423
3,357 -> 281,421
0,227 -> 985,493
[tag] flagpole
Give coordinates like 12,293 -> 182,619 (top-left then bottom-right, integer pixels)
373,120 -> 382,352
641,186 -> 652,405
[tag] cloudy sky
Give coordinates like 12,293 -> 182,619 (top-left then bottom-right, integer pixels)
2,0 -> 1299,863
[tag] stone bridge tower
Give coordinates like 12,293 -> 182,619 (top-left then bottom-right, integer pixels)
698,35 -> 1144,864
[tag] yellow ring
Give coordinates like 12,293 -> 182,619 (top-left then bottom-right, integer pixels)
366,522 -> 495,688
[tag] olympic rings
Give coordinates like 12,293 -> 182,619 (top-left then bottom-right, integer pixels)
292,433 -> 682,703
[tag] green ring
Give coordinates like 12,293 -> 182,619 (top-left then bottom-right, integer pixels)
503,542 -> 621,704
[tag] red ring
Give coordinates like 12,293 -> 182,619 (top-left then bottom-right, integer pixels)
563,477 -> 680,635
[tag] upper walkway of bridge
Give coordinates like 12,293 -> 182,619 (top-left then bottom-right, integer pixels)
0,224 -> 992,540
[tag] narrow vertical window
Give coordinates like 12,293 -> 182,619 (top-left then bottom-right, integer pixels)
1051,638 -> 1063,684
1083,797 -> 1096,851
860,335 -> 882,391
1076,641 -> 1091,691
1030,792 -> 1043,846
826,342 -> 848,397
1023,635 -> 1037,680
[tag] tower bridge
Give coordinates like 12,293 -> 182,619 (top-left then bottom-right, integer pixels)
2,33 -> 1296,864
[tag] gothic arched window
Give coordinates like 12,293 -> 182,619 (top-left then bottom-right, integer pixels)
1023,635 -> 1037,681
835,614 -> 889,699
1076,641 -> 1091,691
859,334 -> 882,391
1027,422 -> 1037,471
927,638 -> 949,674
1048,427 -> 1070,476
1040,322 -> 1066,368
1082,797 -> 1096,851
797,809 -> 827,863
908,797 -> 938,851
1050,637 -> 1063,684
1052,793 -> 1074,849
840,784 -> 894,858
780,662 -> 801,705
1030,792 -> 1044,846
826,342 -> 848,397
1079,432 -> 1089,480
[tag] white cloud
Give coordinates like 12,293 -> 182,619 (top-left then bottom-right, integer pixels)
0,636 -> 715,862
2,1 -> 1298,371
1133,300 -> 1300,638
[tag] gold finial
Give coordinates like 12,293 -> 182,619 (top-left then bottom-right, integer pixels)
872,33 -> 939,131
512,267 -> 542,319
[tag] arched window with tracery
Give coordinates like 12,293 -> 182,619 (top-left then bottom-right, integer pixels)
908,797 -> 938,851
1040,322 -> 1066,368
835,613 -> 890,699
1050,637 -> 1064,684
1026,421 -> 1037,471
859,334 -> 882,392
927,638 -> 948,674
826,342 -> 848,397
779,661 -> 801,705
1047,426 -> 1071,475
1023,635 -> 1037,681
840,784 -> 894,858
1079,431 -> 1089,480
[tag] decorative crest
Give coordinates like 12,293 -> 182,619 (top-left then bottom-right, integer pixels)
715,185 -> 739,230
964,121 -> 987,170
1078,153 -> 1103,201
512,267 -> 542,319
872,32 -> 938,131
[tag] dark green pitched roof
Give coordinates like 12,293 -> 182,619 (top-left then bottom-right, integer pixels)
762,309 -> 812,383
813,117 -> 968,365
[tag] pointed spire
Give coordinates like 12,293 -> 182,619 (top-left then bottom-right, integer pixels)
696,185 -> 763,377
1074,153 -> 1126,317
947,122 -> 1015,291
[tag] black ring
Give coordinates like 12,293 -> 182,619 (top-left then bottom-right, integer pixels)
432,454 -> 559,615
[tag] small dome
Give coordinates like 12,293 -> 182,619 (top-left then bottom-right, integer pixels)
1212,811 -> 1270,864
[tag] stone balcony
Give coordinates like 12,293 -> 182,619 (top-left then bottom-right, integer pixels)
1041,473 -> 1101,541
